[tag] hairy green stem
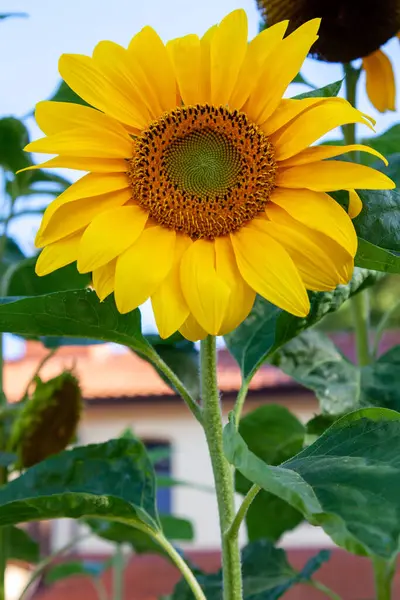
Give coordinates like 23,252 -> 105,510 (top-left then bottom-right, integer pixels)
112,545 -> 124,600
226,484 -> 260,542
200,336 -> 242,600
342,63 -> 371,367
93,578 -> 109,600
141,347 -> 202,423
373,557 -> 395,600
233,381 -> 250,427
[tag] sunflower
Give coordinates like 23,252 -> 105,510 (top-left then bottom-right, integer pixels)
258,0 -> 399,112
23,10 -> 394,341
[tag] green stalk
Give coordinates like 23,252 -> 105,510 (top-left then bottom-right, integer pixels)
226,484 -> 260,541
373,556 -> 395,600
342,63 -> 371,367
112,545 -> 124,600
200,336 -> 242,600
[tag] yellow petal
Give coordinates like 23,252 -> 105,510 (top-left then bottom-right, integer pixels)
276,160 -> 395,191
180,239 -> 230,335
58,54 -> 147,129
179,314 -> 208,342
278,143 -> 388,167
25,127 -> 132,159
348,189 -> 363,219
260,97 -> 331,136
167,35 -> 201,106
231,224 -> 310,317
77,205 -> 148,273
214,236 -> 255,335
270,187 -> 357,256
199,24 -> 217,103
271,100 -> 374,161
264,207 -> 354,289
35,101 -> 131,137
38,172 -> 129,234
230,21 -> 289,110
363,49 -> 396,113
92,259 -> 116,301
127,26 -> 176,115
18,156 -> 128,173
35,231 -> 82,277
115,226 -> 176,314
245,19 -> 320,124
151,235 -> 192,339
210,9 -> 248,106
92,41 -> 151,127
36,188 -> 131,247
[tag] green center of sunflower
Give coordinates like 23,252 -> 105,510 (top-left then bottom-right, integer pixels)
127,104 -> 276,240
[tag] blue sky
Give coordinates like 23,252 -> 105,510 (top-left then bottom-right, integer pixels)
0,0 -> 399,352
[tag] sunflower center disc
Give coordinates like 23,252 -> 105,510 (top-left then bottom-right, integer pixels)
128,104 -> 277,239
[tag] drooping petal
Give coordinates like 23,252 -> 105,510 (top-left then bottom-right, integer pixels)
363,49 -> 396,113
167,35 -> 201,106
264,207 -> 354,289
151,235 -> 192,339
179,314 -> 208,342
35,231 -> 82,276
25,127 -> 132,159
231,223 -> 310,317
230,21 -> 288,110
18,156 -> 128,173
199,24 -> 217,103
58,54 -> 148,129
180,239 -> 230,335
92,259 -> 116,301
271,100 -> 374,161
210,9 -> 248,106
278,143 -> 388,167
127,26 -> 177,115
276,160 -> 395,191
270,187 -> 357,256
35,101 -> 131,137
214,236 -> 255,334
245,19 -> 320,125
115,226 -> 176,314
38,172 -> 130,235
77,205 -> 148,273
36,188 -> 131,247
348,189 -> 363,218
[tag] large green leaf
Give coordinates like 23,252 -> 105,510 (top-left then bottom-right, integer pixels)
0,438 -> 160,531
172,541 -> 330,600
353,189 -> 400,253
45,560 -> 107,584
292,80 -> 342,100
6,259 -> 90,297
235,406 -> 305,543
225,408 -> 400,558
272,333 -> 400,414
0,118 -> 30,173
364,125 -> 400,166
7,525 -> 40,563
224,268 -> 378,381
0,290 -> 151,354
355,238 -> 400,273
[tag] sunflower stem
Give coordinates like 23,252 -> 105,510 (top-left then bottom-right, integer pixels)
373,556 -> 395,600
200,336 -> 242,600
342,63 -> 371,367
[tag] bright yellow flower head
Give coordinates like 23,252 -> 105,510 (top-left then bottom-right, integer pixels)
24,10 -> 394,341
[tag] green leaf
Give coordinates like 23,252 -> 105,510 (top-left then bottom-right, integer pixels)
360,346 -> 400,411
49,81 -> 90,106
0,438 -> 160,530
224,268 -> 378,381
45,561 -> 101,584
291,72 -> 315,88
160,515 -> 194,541
353,189 -> 400,253
292,79 -> 342,100
225,408 -> 400,558
0,118 -> 30,173
271,331 -> 358,416
0,13 -> 28,20
172,541 -> 330,600
363,125 -> 400,166
7,525 -> 40,563
0,290 -> 151,354
5,259 -> 90,297
235,405 -> 305,542
356,238 -> 400,273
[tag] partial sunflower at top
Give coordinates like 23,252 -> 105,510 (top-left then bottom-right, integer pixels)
22,10 -> 394,342
258,0 -> 400,112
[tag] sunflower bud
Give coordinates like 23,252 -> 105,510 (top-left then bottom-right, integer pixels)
11,372 -> 82,468
258,0 -> 400,63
